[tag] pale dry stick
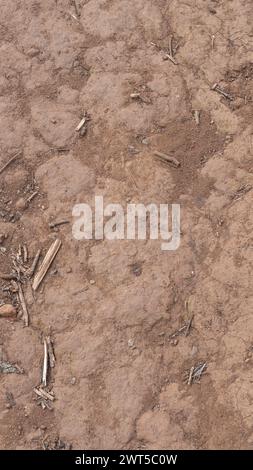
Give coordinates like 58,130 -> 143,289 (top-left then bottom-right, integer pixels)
76,116 -> 86,132
211,35 -> 215,51
170,325 -> 187,339
164,53 -> 178,65
0,151 -> 21,175
42,339 -> 48,387
34,387 -> 55,401
46,336 -> 56,368
188,366 -> 195,386
32,239 -> 62,291
27,191 -> 38,204
18,283 -> 29,327
194,110 -> 200,125
27,249 -> 41,277
154,150 -> 180,168
23,245 -> 28,264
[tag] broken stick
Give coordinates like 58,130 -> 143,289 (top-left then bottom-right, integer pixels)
32,239 -> 62,291
46,336 -> 56,368
212,83 -> 233,101
27,249 -> 41,277
154,150 -> 180,168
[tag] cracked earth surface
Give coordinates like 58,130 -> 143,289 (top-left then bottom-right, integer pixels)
0,0 -> 253,450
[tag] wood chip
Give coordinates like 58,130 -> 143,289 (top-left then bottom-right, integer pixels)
18,283 -> 29,327
154,150 -> 180,168
32,239 -> 61,291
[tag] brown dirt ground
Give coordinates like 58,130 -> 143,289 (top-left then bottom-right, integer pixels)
0,0 -> 253,450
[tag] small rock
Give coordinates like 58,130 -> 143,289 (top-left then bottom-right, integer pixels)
0,304 -> 16,318
128,338 -> 135,348
15,197 -> 27,211
70,377 -> 76,385
170,339 -> 178,346
89,279 -> 95,285
26,428 -> 43,441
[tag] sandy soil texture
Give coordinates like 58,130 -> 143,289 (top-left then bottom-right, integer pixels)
0,0 -> 253,450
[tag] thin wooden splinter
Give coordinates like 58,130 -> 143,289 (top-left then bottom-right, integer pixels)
154,150 -> 180,168
32,239 -> 61,291
42,339 -> 48,387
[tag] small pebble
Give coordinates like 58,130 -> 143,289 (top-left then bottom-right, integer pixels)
15,197 -> 27,211
0,304 -> 16,317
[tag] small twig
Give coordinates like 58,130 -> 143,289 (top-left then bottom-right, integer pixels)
46,336 -> 56,368
154,150 -> 180,168
32,239 -> 62,291
211,35 -> 215,50
194,110 -> 200,125
170,325 -> 187,339
0,151 -> 21,175
212,83 -> 233,101
49,220 -> 70,229
164,53 -> 178,65
168,35 -> 174,57
23,245 -> 28,264
42,339 -> 48,387
17,283 -> 29,327
27,249 -> 41,277
27,191 -> 38,204
187,366 -> 194,386
185,314 -> 194,337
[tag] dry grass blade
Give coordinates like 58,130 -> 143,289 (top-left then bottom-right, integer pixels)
32,239 -> 61,291
0,151 -> 22,175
